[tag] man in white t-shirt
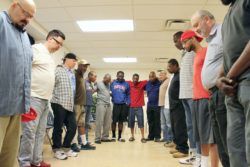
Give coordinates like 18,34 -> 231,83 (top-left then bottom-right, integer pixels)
19,30 -> 65,167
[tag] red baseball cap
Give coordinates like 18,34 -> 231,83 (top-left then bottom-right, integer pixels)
181,30 -> 203,43
21,107 -> 37,122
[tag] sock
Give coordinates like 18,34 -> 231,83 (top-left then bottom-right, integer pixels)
118,130 -> 122,139
190,148 -> 197,157
81,134 -> 87,145
112,130 -> 116,138
201,156 -> 209,167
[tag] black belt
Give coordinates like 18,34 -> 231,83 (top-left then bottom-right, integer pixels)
209,86 -> 218,94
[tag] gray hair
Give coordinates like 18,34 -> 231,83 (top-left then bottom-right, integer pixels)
194,10 -> 215,20
104,73 -> 111,78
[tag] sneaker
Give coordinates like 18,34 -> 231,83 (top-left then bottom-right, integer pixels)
160,139 -> 165,142
154,138 -> 161,142
169,147 -> 178,154
118,138 -> 126,142
81,143 -> 96,150
179,156 -> 196,165
173,152 -> 189,158
192,157 -> 201,167
95,140 -> 101,144
129,137 -> 135,142
71,143 -> 80,152
66,150 -> 78,157
54,150 -> 67,160
141,138 -> 147,143
31,161 -> 51,167
164,141 -> 175,148
145,138 -> 154,141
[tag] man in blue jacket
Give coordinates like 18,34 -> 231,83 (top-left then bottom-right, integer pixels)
146,71 -> 161,142
110,71 -> 130,142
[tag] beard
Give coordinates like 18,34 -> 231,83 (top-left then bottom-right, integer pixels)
220,0 -> 236,5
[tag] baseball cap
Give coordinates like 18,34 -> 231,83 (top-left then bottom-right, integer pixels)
181,30 -> 203,43
64,53 -> 77,60
78,59 -> 90,65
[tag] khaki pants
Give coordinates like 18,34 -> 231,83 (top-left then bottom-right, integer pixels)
0,115 -> 21,167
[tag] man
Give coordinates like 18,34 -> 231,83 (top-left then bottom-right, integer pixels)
181,30 -> 219,167
95,74 -> 112,144
72,60 -> 96,151
173,31 -> 198,165
216,0 -> 250,166
110,71 -> 130,142
0,1 -> 36,167
191,10 -> 230,167
19,30 -> 65,167
167,59 -> 189,158
145,71 -> 161,142
127,74 -> 147,143
51,53 -> 78,160
158,71 -> 173,144
85,71 -> 97,141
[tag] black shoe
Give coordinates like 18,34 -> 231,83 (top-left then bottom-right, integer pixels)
71,143 -> 80,152
81,143 -> 96,150
95,140 -> 101,144
129,137 -> 135,142
146,138 -> 154,141
101,139 -> 112,142
154,138 -> 161,142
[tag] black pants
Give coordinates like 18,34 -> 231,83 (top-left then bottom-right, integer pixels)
209,88 -> 230,167
147,106 -> 161,139
170,103 -> 189,154
51,103 -> 77,150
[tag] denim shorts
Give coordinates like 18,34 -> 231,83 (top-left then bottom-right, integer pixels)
128,107 -> 144,128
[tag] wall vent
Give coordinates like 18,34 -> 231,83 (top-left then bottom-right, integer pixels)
154,57 -> 169,63
165,19 -> 190,31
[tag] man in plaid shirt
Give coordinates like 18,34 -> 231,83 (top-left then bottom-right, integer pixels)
51,53 -> 78,160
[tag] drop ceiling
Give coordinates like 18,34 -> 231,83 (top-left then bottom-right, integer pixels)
30,0 -> 228,69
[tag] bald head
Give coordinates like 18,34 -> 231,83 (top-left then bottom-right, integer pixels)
149,71 -> 157,82
191,10 -> 215,38
103,74 -> 111,85
9,0 -> 36,29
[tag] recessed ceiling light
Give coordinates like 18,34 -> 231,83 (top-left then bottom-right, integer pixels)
76,20 -> 134,32
103,57 -> 137,63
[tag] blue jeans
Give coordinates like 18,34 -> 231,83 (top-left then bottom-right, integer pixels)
85,105 -> 92,141
182,99 -> 196,150
128,107 -> 144,128
160,107 -> 173,141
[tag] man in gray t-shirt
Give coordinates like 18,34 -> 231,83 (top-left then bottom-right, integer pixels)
95,74 -> 113,144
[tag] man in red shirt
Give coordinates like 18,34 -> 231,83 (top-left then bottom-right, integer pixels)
127,74 -> 147,143
181,30 -> 219,167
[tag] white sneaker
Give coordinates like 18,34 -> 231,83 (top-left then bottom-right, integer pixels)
54,150 -> 68,160
66,150 -> 78,157
179,155 -> 196,165
193,157 -> 201,167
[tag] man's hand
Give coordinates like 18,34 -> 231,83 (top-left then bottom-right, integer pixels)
216,77 -> 238,96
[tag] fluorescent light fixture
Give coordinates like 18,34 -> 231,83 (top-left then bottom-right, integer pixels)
77,20 -> 134,32
103,57 -> 137,63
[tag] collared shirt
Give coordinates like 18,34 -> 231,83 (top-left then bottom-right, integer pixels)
51,65 -> 75,112
0,11 -> 32,116
222,0 -> 250,81
67,69 -> 76,97
201,24 -> 223,89
179,50 -> 195,99
128,80 -> 147,107
31,43 -> 55,100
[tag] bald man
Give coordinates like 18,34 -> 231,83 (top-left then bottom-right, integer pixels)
0,0 -> 36,167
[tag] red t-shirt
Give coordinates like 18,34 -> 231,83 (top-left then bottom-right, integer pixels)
128,80 -> 148,107
193,48 -> 210,99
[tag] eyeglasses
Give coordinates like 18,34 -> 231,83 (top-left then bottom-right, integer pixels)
17,3 -> 33,19
52,38 -> 63,46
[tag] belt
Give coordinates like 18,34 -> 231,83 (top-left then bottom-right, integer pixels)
209,86 -> 218,94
